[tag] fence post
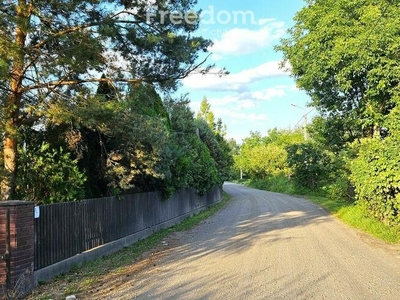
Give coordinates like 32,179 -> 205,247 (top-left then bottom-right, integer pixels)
0,201 -> 35,299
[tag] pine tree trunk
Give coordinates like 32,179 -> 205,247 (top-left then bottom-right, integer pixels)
2,136 -> 18,200
1,70 -> 23,200
1,1 -> 28,200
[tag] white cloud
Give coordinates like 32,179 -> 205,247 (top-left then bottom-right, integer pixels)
238,100 -> 256,109
188,84 -> 300,142
208,86 -> 288,109
213,109 -> 268,124
182,61 -> 290,92
251,87 -> 286,101
209,20 -> 286,57
217,109 -> 266,120
258,18 -> 275,25
190,85 -> 290,124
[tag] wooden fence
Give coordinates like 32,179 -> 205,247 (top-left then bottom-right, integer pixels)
34,186 -> 222,270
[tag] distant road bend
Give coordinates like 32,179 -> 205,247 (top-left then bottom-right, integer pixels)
106,183 -> 400,299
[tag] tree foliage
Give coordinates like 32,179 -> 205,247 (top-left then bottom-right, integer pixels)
276,0 -> 400,132
349,137 -> 400,227
286,142 -> 333,190
234,129 -> 303,179
6,83 -> 233,202
307,116 -> 358,153
165,96 -> 221,195
349,106 -> 400,227
196,118 -> 233,184
16,142 -> 86,203
197,97 -> 215,129
0,0 -> 215,199
272,0 -> 400,228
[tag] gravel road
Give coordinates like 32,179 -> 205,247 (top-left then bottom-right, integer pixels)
105,183 -> 400,300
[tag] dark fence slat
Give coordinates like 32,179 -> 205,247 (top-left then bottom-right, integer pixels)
34,187 -> 222,270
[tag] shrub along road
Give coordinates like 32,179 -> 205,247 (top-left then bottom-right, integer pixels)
90,183 -> 400,299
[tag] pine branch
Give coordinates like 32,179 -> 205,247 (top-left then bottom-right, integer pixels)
22,77 -> 142,92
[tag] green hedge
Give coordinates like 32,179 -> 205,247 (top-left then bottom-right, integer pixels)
350,137 -> 400,227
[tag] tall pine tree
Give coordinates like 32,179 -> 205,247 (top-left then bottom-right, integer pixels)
0,0 -> 214,199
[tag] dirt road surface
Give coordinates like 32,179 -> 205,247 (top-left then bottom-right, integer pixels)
97,183 -> 400,299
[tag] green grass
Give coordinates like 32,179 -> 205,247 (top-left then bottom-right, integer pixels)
235,176 -> 296,195
28,193 -> 231,299
308,196 -> 400,244
238,178 -> 399,244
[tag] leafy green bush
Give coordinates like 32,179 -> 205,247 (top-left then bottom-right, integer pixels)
348,105 -> 400,228
319,149 -> 354,201
247,175 -> 297,194
286,142 -> 334,190
349,137 -> 400,227
16,143 -> 86,204
323,175 -> 351,202
234,130 -> 302,180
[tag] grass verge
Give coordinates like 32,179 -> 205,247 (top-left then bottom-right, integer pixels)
308,196 -> 400,244
239,178 -> 399,244
28,192 -> 231,299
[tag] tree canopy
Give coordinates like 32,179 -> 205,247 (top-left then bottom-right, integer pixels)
276,0 -> 400,132
253,0 -> 400,227
234,129 -> 304,180
0,0 -> 217,199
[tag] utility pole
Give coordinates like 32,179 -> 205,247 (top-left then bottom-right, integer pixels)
291,104 -> 314,140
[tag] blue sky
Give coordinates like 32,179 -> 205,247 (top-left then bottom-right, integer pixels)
176,0 -> 317,142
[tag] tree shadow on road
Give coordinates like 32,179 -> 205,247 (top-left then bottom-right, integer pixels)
86,184 -> 339,299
